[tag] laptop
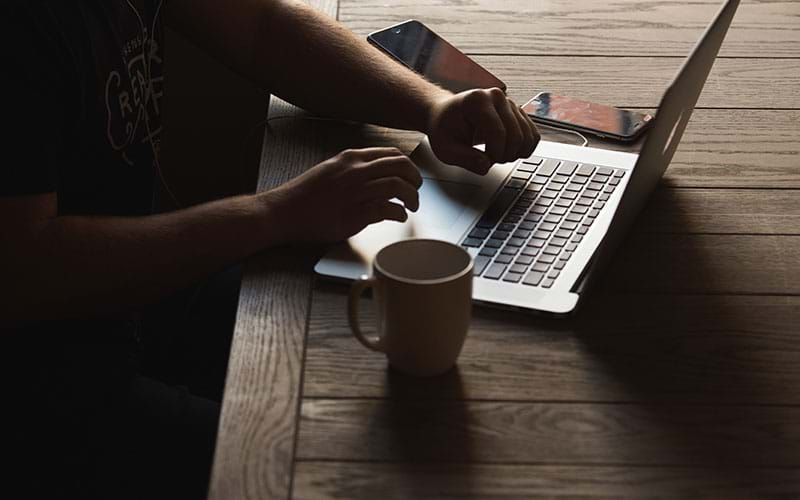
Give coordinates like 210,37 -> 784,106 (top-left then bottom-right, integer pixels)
315,0 -> 740,314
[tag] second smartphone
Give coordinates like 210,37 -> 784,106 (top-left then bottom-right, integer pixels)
523,92 -> 653,142
367,19 -> 506,94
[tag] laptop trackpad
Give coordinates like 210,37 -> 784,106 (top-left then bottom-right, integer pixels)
415,179 -> 479,229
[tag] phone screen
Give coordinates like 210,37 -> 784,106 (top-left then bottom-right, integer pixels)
368,20 -> 505,94
522,93 -> 652,139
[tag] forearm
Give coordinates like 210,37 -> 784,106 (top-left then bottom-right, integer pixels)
168,0 -> 450,133
1,194 -> 278,326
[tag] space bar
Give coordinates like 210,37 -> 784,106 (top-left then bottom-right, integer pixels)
476,187 -> 521,229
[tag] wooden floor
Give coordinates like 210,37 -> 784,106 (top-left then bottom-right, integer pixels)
209,1 -> 800,499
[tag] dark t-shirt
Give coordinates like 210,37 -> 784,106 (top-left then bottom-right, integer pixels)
2,0 -> 164,215
2,1 -> 167,385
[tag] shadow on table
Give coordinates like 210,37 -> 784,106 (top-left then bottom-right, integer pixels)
558,191 -> 797,495
372,367 -> 477,496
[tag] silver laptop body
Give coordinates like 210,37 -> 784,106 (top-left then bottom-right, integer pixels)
315,0 -> 740,314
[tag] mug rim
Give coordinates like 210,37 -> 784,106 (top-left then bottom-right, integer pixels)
373,238 -> 473,286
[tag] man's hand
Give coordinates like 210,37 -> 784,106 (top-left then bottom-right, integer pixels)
265,147 -> 423,243
426,88 -> 541,175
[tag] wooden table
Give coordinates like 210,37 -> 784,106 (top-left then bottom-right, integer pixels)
209,1 -> 800,498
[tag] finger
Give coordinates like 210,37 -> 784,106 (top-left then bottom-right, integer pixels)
512,103 -> 540,158
358,177 -> 420,212
355,155 -> 423,188
497,99 -> 524,163
434,143 -> 493,175
338,147 -> 405,163
467,89 -> 506,164
356,200 -> 408,227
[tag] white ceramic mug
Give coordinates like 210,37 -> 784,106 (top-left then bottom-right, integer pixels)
348,239 -> 473,377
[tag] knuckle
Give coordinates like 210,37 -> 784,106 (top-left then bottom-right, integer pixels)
489,87 -> 505,103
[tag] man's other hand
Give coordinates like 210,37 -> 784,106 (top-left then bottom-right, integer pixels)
266,147 -> 423,243
426,88 -> 540,174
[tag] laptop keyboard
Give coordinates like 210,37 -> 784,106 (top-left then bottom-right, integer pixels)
461,157 -> 627,288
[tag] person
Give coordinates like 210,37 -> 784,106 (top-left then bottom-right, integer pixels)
1,0 -> 539,498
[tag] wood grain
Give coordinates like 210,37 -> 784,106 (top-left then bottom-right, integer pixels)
297,399 -> 800,465
342,0 -> 800,57
294,462 -> 800,500
475,56 -> 800,109
304,289 -> 800,404
207,1 -> 338,499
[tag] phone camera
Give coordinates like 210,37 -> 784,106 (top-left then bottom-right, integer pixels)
393,28 -> 402,34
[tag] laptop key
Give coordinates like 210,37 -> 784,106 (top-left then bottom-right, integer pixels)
543,245 -> 560,256
571,175 -> 588,185
531,205 -> 548,214
537,159 -> 560,176
512,171 -> 532,181
541,189 -> 560,199
554,260 -> 566,270
519,221 -> 537,230
597,167 -> 614,176
507,237 -> 526,247
462,238 -> 483,248
551,174 -> 570,184
560,191 -> 578,200
498,223 -> 515,232
507,178 -> 527,190
565,183 -> 583,192
469,228 -> 491,239
550,237 -> 568,247
528,237 -> 546,247
544,214 -> 562,224
577,225 -> 589,235
592,174 -> 610,184
577,164 -> 595,176
565,213 -> 583,223
477,187 -> 521,228
541,278 -> 555,289
521,246 -> 540,257
515,255 -> 535,266
524,156 -> 544,166
532,262 -> 550,273
556,161 -> 578,176
510,263 -> 528,274
594,201 -> 606,210
495,254 -> 513,264
503,272 -> 523,283
538,254 -> 556,264
565,242 -> 578,252
576,197 -> 593,206
532,175 -> 549,184
491,230 -> 510,240
588,209 -> 600,218
609,177 -> 621,186
534,198 -> 553,207
513,229 -> 532,239
474,255 -> 491,276
550,206 -> 568,216
599,193 -> 611,202
539,222 -> 557,232
483,263 -> 506,280
612,168 -> 625,178
503,215 -> 521,224
501,245 -> 520,255
571,205 -> 589,215
586,182 -> 604,191
479,246 -> 498,257
485,239 -> 503,248
554,199 -> 572,209
555,228 -> 572,239
523,271 -> 544,286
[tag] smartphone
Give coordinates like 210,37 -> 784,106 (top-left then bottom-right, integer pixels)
522,92 -> 653,142
367,20 -> 506,94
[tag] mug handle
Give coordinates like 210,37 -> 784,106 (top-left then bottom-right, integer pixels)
348,275 -> 385,352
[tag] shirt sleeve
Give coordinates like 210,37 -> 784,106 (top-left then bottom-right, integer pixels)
0,3 -> 69,196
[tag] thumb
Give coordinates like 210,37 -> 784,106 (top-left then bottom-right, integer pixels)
436,144 -> 493,175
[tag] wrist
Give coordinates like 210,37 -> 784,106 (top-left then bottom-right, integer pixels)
420,89 -> 452,136
251,190 -> 291,248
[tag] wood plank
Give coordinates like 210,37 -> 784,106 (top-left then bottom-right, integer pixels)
294,462 -> 800,500
476,56 -> 800,110
635,188 -> 800,235
342,0 -> 800,57
297,399 -> 800,466
208,2 -> 338,499
304,291 -> 800,404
